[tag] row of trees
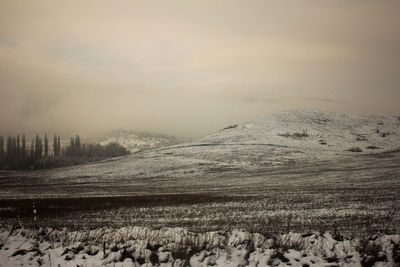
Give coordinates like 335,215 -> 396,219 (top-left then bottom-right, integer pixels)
0,134 -> 61,170
0,134 -> 129,170
64,135 -> 129,158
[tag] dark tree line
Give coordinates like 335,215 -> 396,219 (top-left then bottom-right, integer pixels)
0,134 -> 129,170
64,135 -> 129,158
0,134 -> 61,170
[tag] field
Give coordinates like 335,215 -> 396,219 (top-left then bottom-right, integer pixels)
1,111 -> 400,266
1,150 -> 399,238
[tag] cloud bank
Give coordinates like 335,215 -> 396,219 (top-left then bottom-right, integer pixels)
1,0 -> 399,137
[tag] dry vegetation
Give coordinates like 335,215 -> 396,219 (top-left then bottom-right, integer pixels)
1,150 -> 399,238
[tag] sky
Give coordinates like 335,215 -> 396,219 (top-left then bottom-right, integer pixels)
1,0 -> 400,137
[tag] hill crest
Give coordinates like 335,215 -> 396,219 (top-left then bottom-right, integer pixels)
195,110 -> 400,154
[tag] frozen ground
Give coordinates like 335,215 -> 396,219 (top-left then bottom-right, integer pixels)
0,110 -> 399,266
2,110 -> 399,188
0,110 -> 399,231
1,226 -> 400,267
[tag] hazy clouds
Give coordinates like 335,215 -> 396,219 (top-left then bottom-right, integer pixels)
1,0 -> 400,137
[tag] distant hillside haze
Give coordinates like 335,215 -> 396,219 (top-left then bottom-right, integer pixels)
96,130 -> 181,153
18,110 -> 400,180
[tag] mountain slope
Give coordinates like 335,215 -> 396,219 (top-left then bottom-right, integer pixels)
97,130 -> 180,153
9,110 -> 398,184
131,109 -> 399,176
195,110 -> 400,154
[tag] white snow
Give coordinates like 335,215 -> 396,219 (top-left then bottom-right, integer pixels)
1,227 -> 399,266
2,110 -> 399,188
196,109 -> 400,154
98,131 -> 176,153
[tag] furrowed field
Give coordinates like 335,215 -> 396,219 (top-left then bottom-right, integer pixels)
1,111 -> 400,266
1,150 -> 399,238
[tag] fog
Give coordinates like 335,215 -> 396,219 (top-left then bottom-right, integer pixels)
1,0 -> 400,137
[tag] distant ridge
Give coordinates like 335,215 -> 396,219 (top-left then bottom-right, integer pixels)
194,110 -> 400,155
21,110 -> 400,179
96,129 -> 181,153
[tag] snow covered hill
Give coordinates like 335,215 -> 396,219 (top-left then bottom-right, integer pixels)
129,109 -> 399,176
92,130 -> 180,153
195,109 -> 400,155
36,110 -> 400,180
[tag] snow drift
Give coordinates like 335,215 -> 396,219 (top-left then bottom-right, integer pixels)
1,226 -> 400,266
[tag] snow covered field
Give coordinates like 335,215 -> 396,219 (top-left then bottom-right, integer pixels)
2,110 -> 399,186
0,110 -> 399,266
97,130 -> 179,153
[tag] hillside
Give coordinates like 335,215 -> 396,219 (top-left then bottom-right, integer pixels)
2,110 -> 398,189
1,111 -> 400,254
96,130 -> 180,153
196,109 -> 400,155
142,109 -> 400,174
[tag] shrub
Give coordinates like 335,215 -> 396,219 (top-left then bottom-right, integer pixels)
348,147 -> 363,152
222,124 -> 238,130
278,130 -> 309,139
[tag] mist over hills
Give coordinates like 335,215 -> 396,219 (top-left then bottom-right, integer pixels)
24,110 -> 399,181
85,129 -> 182,153
0,130 -> 183,153
2,110 -> 398,158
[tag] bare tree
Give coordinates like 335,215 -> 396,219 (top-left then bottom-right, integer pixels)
53,135 -> 58,156
57,136 -> 61,156
21,134 -> 26,160
0,136 -> 4,163
35,135 -> 42,159
16,135 -> 20,160
44,134 -> 49,157
30,139 -> 35,159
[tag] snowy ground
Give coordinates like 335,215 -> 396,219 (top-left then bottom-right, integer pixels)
0,110 -> 399,266
1,226 -> 400,267
98,130 -> 179,153
8,110 -> 400,181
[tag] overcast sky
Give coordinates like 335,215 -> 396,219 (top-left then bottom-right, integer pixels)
1,0 -> 399,137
